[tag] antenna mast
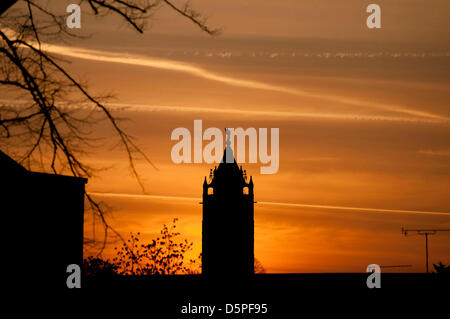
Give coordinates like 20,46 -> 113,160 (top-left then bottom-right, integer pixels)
401,228 -> 450,273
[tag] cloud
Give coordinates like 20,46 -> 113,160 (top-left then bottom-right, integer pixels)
97,103 -> 448,123
17,37 -> 448,123
1,99 -> 441,123
89,192 -> 450,216
152,50 -> 450,59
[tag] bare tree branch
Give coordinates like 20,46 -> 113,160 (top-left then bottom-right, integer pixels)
162,0 -> 221,35
0,0 -> 218,254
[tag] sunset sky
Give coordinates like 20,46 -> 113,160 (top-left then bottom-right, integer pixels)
4,0 -> 450,272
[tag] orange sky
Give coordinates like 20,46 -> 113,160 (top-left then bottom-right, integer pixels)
3,0 -> 450,272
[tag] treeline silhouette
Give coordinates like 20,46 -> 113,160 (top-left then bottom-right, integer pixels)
433,262 -> 450,275
84,218 -> 266,277
84,219 -> 201,276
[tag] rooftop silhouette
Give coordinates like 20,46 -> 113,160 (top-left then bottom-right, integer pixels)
2,149 -> 86,288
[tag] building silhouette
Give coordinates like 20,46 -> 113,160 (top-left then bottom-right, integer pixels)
1,150 -> 86,287
201,130 -> 254,277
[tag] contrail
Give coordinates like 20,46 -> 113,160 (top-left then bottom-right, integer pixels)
106,103 -> 440,123
1,99 -> 439,123
16,37 -> 448,122
258,201 -> 450,217
89,192 -> 450,217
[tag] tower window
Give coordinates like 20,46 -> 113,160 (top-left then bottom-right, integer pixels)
208,187 -> 214,195
243,187 -> 249,195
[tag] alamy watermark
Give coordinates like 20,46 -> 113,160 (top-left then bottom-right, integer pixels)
366,264 -> 381,288
66,4 -> 81,29
66,264 -> 81,288
170,120 -> 279,174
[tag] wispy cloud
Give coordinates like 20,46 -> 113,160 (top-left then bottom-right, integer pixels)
161,50 -> 450,59
89,192 -> 450,216
102,103 -> 447,123
417,149 -> 450,156
1,100 -> 440,123
23,39 -> 449,123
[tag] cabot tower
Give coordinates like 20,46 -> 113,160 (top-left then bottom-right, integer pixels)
201,129 -> 254,277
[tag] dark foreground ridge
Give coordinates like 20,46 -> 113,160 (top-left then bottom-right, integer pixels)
81,273 -> 449,316
85,272 -> 449,289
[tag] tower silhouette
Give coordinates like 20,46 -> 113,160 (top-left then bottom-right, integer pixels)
201,129 -> 254,277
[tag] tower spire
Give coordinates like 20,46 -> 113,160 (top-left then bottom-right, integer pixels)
225,128 -> 231,148
224,128 -> 234,163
